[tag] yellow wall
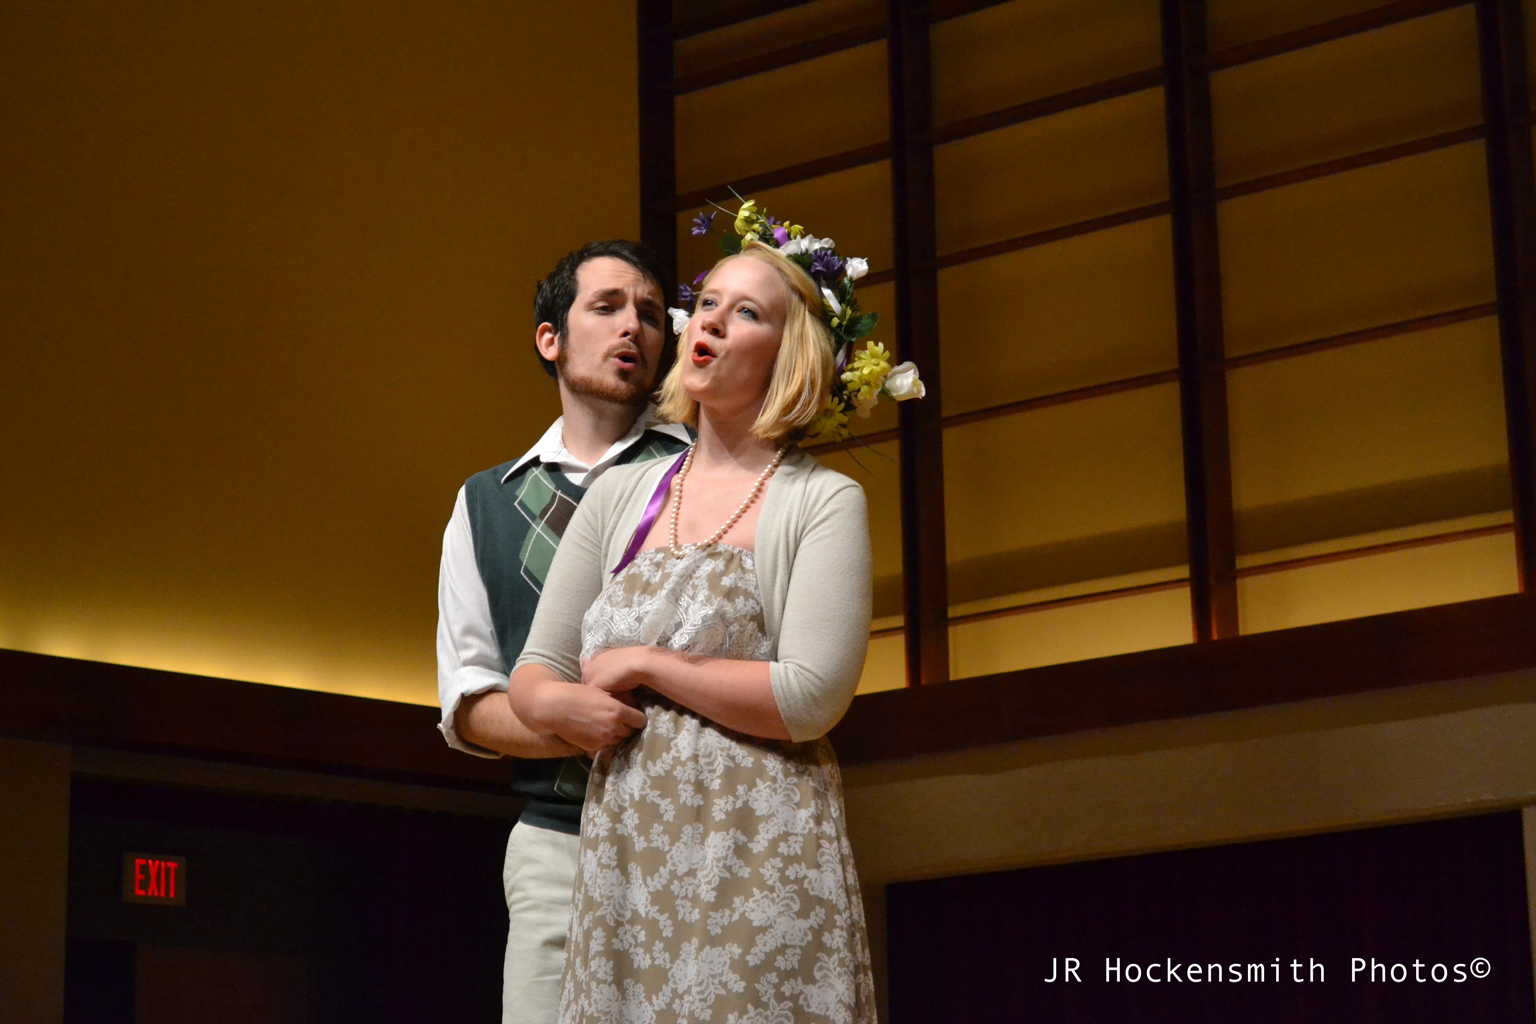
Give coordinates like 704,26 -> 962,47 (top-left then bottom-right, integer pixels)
0,1 -> 642,704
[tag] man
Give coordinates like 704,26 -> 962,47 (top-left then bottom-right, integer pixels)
436,240 -> 690,1024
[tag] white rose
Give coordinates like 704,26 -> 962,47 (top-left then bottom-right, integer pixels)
668,307 -> 692,337
844,257 -> 868,280
820,286 -> 842,317
781,234 -> 834,256
883,361 -> 925,400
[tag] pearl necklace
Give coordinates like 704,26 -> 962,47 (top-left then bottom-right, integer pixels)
669,445 -> 787,557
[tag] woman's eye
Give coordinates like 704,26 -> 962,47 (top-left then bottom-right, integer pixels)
700,298 -> 716,309
739,306 -> 758,321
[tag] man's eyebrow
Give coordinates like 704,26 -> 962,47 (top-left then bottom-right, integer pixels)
588,287 -> 627,303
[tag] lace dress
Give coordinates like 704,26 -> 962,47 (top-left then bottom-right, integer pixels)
559,544 -> 877,1024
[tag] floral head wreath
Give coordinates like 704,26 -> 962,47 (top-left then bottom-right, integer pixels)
667,197 -> 926,445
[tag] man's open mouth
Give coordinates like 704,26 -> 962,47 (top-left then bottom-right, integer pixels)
613,349 -> 640,369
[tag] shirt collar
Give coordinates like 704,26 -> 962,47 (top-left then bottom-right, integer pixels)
501,406 -> 690,484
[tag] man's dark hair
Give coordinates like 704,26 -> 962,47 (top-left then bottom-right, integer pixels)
533,239 -> 670,379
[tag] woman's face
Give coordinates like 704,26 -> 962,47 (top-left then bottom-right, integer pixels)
681,256 -> 787,421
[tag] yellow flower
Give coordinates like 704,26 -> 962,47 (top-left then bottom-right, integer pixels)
840,342 -> 892,392
734,200 -> 759,236
804,395 -> 849,444
787,223 -> 806,239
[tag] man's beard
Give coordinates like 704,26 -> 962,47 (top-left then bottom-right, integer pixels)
556,345 -> 651,407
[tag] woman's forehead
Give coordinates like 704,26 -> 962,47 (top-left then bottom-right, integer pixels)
705,256 -> 786,304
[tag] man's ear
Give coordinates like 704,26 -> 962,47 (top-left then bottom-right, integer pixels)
534,323 -> 562,364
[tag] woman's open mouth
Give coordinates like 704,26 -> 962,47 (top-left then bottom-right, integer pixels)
691,341 -> 715,366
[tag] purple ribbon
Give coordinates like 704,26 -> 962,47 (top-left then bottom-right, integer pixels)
611,448 -> 691,576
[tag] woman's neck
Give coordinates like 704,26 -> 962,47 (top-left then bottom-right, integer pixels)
693,404 -> 780,473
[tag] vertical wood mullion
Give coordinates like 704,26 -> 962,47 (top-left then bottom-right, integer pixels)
1475,0 -> 1536,590
1161,0 -> 1240,641
638,0 -> 677,301
888,0 -> 951,686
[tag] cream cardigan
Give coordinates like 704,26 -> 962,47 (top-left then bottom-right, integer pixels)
513,447 -> 872,742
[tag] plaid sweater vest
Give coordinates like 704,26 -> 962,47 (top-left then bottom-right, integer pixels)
463,430 -> 688,834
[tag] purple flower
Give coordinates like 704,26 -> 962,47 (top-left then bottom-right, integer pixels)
772,225 -> 790,246
677,284 -> 694,307
693,270 -> 707,286
690,211 -> 715,236
810,250 -> 845,279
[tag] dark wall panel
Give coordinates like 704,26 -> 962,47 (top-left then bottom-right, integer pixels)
888,811 -> 1535,1023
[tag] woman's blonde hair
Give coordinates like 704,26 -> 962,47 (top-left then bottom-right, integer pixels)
656,242 -> 833,442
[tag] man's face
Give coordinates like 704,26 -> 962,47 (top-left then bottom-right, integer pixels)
546,256 -> 666,406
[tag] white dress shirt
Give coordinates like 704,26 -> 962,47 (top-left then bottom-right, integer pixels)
436,409 -> 691,756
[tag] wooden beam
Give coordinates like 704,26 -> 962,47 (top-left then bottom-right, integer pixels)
1475,0 -> 1536,590
1203,0 -> 1469,71
0,649 -> 511,791
888,0 -> 950,686
638,0 -> 678,299
828,591 -> 1536,764
674,22 -> 886,95
1162,0 -> 1239,641
672,0 -> 817,39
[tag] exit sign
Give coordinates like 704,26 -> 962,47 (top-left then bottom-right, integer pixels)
122,853 -> 186,906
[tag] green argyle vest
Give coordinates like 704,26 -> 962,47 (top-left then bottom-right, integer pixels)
463,429 -> 687,834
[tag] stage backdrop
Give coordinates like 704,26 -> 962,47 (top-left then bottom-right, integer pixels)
0,0 -> 642,704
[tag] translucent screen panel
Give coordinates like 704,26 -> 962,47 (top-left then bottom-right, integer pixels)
1219,142 -> 1495,357
950,586 -> 1191,680
675,41 -> 888,194
1210,6 -> 1482,186
817,439 -> 903,617
675,160 -> 894,285
929,0 -> 1162,125
943,384 -> 1187,606
858,632 -> 905,693
937,216 -> 1177,416
674,0 -> 881,76
1227,317 -> 1511,555
1206,0 -> 1386,51
933,88 -> 1168,255
1238,530 -> 1519,634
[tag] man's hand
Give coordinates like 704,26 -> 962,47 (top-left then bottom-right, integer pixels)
511,673 -> 647,755
581,646 -> 655,698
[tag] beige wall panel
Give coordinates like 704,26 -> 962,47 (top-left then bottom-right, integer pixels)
1210,7 -> 1482,186
1206,0 -> 1387,51
675,160 -> 894,280
1219,143 -> 1496,358
857,632 -> 907,694
1238,531 -> 1519,634
943,384 -> 1187,593
933,88 -> 1169,255
930,0 -> 1162,125
1227,318 -> 1509,527
949,586 -> 1191,680
675,42 -> 889,194
841,670 -> 1536,883
937,216 -> 1177,416
0,739 -> 70,1024
818,439 -> 903,616
675,0 -> 881,74
0,1 -> 642,703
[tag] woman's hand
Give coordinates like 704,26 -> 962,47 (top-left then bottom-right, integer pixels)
581,646 -> 656,697
508,664 -> 648,756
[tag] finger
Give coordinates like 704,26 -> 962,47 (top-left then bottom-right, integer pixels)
621,705 -> 647,730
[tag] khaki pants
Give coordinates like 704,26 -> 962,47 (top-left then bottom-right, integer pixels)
501,820 -> 580,1024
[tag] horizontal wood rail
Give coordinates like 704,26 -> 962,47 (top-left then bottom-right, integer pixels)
0,648 -> 512,792
866,520 -> 1516,638
6,590 -> 1530,773
806,302 -> 1497,456
1201,0 -> 1469,71
831,590 -> 1536,763
672,0 -> 816,40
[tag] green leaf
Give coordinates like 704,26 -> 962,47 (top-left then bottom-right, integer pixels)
845,311 -> 879,340
720,234 -> 742,255
787,253 -> 814,273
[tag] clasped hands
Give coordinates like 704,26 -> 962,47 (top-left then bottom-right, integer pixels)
510,646 -> 657,757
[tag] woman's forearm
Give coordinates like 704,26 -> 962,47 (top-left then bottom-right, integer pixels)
638,649 -> 790,740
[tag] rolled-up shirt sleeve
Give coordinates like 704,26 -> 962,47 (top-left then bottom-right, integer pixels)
437,487 -> 509,757
769,481 -> 873,742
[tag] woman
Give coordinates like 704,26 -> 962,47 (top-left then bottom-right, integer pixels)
510,231 -> 905,1024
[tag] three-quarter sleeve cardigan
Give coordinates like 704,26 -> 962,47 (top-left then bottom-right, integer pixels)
513,447 -> 872,742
